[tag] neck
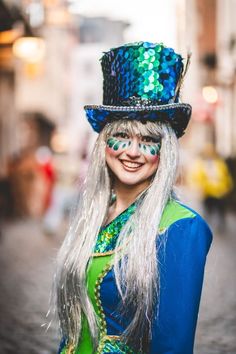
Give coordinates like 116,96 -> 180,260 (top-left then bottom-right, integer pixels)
113,180 -> 150,212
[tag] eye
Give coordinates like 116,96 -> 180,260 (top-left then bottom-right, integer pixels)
112,132 -> 130,139
141,135 -> 160,144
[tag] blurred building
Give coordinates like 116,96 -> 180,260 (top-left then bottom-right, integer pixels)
0,1 -> 129,177
1,0 -> 236,165
0,0 -> 21,176
79,16 -> 129,44
68,16 -> 129,154
176,0 -> 236,208
178,0 -> 236,159
0,1 -> 130,220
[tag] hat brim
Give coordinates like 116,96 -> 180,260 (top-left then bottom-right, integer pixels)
84,103 -> 192,138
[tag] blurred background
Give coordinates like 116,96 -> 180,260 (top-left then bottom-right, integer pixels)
0,0 -> 236,353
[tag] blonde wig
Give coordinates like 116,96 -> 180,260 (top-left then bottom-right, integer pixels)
52,119 -> 179,351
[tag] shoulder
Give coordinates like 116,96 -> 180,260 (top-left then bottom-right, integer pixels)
159,199 -> 213,253
159,198 -> 196,231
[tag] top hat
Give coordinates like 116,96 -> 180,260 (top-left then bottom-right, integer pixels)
84,41 -> 192,138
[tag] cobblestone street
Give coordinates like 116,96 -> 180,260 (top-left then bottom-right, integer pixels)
0,210 -> 236,354
194,212 -> 236,354
0,219 -> 62,354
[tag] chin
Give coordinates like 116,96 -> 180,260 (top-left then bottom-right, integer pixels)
116,173 -> 149,187
119,180 -> 141,187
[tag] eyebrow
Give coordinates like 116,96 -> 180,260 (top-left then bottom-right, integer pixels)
141,134 -> 160,138
139,134 -> 162,141
111,131 -> 161,141
112,131 -> 129,136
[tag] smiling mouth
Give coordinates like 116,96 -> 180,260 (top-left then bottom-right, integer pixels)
120,159 -> 144,170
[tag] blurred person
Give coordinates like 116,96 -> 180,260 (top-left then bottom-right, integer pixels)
35,146 -> 56,211
6,112 -> 57,218
188,144 -> 233,232
225,156 -> 236,211
22,112 -> 56,149
52,42 -> 212,354
8,149 -> 48,218
42,141 -> 91,236
42,154 -> 76,237
0,176 -> 13,236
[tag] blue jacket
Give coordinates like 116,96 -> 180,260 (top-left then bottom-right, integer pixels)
58,201 -> 213,354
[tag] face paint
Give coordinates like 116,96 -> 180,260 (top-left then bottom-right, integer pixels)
107,135 -> 161,156
106,137 -> 131,151
138,142 -> 161,156
105,132 -> 161,188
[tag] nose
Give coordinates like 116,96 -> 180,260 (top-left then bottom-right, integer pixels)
126,138 -> 141,158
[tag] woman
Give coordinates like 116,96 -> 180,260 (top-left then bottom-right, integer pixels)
54,42 -> 212,354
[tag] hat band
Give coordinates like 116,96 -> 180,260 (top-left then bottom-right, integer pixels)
116,96 -> 162,107
84,102 -> 191,112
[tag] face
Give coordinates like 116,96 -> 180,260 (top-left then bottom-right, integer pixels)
105,131 -> 161,188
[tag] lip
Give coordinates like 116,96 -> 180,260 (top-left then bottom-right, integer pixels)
119,159 -> 144,171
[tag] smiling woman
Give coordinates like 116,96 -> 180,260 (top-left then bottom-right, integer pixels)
53,42 -> 212,354
105,120 -> 162,190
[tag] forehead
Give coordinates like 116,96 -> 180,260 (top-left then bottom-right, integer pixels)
105,119 -> 162,138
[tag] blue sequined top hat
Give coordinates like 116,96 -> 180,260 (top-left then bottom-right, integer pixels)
84,41 -> 192,138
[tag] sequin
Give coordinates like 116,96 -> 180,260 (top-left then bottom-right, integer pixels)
86,41 -> 192,138
148,48 -> 155,56
93,203 -> 137,253
97,337 -> 135,353
100,41 -> 184,106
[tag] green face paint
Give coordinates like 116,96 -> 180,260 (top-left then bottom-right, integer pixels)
106,137 -> 131,151
138,142 -> 161,156
106,134 -> 161,156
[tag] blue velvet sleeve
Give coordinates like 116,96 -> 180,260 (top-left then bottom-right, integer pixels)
150,215 -> 212,354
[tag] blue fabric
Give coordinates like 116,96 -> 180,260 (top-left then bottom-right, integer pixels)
57,337 -> 66,354
85,106 -> 191,138
99,213 -> 212,354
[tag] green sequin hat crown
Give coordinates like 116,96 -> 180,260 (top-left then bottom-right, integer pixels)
84,41 -> 192,138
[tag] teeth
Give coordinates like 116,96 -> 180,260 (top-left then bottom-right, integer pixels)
122,161 -> 142,168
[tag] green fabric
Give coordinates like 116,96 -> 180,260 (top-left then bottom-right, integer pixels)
75,255 -> 113,353
159,199 -> 195,231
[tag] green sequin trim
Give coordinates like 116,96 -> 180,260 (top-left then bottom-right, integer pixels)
97,336 -> 135,354
94,203 -> 137,253
94,199 -> 196,253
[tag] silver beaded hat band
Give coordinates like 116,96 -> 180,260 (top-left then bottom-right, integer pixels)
84,41 -> 192,138
84,102 -> 191,113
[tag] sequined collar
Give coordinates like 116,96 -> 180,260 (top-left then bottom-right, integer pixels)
93,202 -> 137,253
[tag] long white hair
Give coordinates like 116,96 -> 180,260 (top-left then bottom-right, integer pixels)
52,119 -> 179,351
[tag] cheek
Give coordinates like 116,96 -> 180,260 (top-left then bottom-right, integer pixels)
141,146 -> 160,163
147,154 -> 159,163
105,146 -> 119,158
146,154 -> 160,171
139,143 -> 161,158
